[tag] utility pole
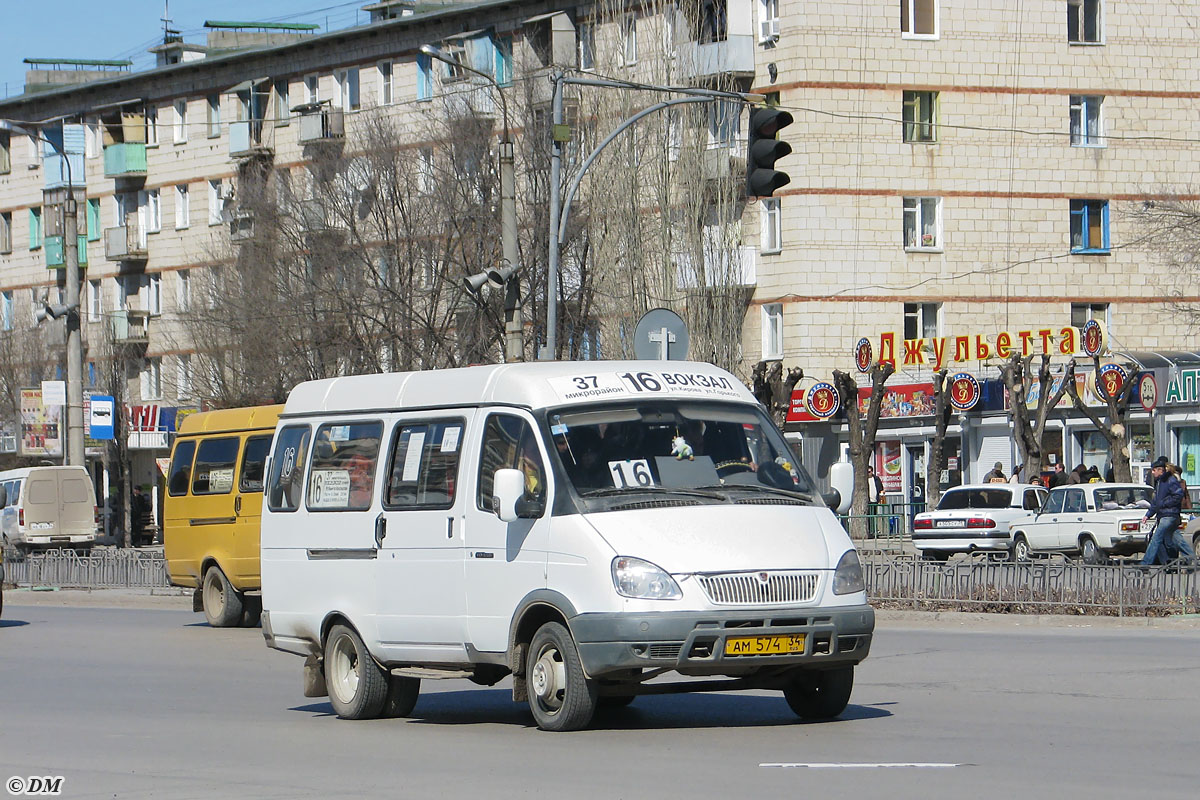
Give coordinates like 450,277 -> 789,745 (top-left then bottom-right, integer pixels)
64,190 -> 84,467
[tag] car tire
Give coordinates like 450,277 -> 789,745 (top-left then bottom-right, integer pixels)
201,567 -> 244,628
239,595 -> 263,628
1080,536 -> 1104,565
526,621 -> 598,732
921,550 -> 949,563
381,675 -> 421,718
783,666 -> 854,720
1012,535 -> 1032,563
325,624 -> 388,720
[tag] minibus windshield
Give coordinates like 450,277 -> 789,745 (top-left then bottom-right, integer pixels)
546,401 -> 816,506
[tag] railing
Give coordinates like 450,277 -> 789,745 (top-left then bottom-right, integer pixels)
3,548 -> 170,589
298,106 -> 345,143
103,143 -> 147,178
104,223 -> 148,260
229,120 -> 274,157
110,309 -> 150,344
862,553 -> 1200,616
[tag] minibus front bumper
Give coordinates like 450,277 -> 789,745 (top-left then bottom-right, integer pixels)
569,603 -> 874,678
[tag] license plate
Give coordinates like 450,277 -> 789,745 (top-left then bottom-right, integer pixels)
1140,519 -> 1155,534
935,520 -> 960,528
724,634 -> 806,656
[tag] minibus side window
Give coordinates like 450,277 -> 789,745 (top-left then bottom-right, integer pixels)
168,441 -> 196,497
9,480 -> 20,505
307,422 -> 383,512
239,435 -> 273,493
192,438 -> 240,495
267,426 -> 311,513
384,420 -> 464,510
477,415 -> 545,511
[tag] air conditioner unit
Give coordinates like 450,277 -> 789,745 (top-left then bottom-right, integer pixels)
760,19 -> 780,42
219,184 -> 236,202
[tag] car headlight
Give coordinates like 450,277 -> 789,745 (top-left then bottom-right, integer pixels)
611,556 -> 682,600
832,549 -> 865,595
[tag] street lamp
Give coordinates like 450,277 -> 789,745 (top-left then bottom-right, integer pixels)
1,118 -> 85,467
419,44 -> 523,363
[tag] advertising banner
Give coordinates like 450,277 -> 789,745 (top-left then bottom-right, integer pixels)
19,388 -> 62,457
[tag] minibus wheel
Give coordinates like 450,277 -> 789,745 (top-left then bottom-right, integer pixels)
325,624 -> 388,720
201,567 -> 244,628
527,621 -> 597,732
783,666 -> 854,720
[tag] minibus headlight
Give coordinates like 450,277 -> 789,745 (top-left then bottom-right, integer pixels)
832,550 -> 865,595
611,556 -> 682,600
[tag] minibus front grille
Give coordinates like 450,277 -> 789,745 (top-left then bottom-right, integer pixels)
697,571 -> 821,606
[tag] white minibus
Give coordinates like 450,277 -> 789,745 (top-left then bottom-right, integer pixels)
261,361 -> 873,731
0,466 -> 98,553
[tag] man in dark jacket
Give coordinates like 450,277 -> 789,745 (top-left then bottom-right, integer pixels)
1141,456 -> 1185,566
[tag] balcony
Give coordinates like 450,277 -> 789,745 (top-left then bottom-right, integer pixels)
676,35 -> 756,81
103,143 -> 147,179
229,209 -> 255,242
298,105 -> 345,143
44,235 -> 88,268
229,120 -> 274,159
104,224 -> 148,261
676,245 -> 757,290
110,309 -> 150,346
701,147 -> 747,182
43,152 -> 85,191
444,80 -> 498,120
298,199 -> 346,245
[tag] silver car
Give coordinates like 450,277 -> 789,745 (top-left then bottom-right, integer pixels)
913,484 -> 1048,561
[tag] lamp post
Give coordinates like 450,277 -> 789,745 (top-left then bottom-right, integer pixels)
419,44 -> 523,362
1,119 -> 85,467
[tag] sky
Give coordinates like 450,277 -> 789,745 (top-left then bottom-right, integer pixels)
0,1 -> 375,99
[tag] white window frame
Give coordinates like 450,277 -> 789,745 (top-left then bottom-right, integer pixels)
903,196 -> 943,252
177,354 -> 191,400
577,22 -> 595,71
114,275 -> 128,312
208,180 -> 223,226
378,61 -> 393,105
177,269 -> 191,312
901,0 -> 940,40
141,357 -> 162,401
173,99 -> 188,144
274,79 -> 290,125
0,211 -> 11,254
758,0 -> 780,42
304,74 -> 319,104
147,274 -> 162,316
418,147 -> 435,193
206,94 -> 221,138
1070,95 -> 1104,147
1,291 -> 13,332
146,106 -> 159,147
143,188 -> 161,233
903,90 -> 938,143
1068,0 -> 1104,45
174,184 -> 189,229
88,279 -> 102,320
760,198 -> 782,254
336,68 -> 360,111
903,302 -> 942,341
762,303 -> 784,360
622,13 -> 638,66
84,118 -> 101,158
1070,302 -> 1110,329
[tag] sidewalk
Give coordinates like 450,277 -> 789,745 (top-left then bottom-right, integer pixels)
3,586 -> 192,610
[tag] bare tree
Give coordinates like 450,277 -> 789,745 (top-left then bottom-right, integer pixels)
832,363 -> 896,536
1126,197 -> 1200,329
1063,355 -> 1140,482
751,360 -> 803,425
998,354 -> 1073,480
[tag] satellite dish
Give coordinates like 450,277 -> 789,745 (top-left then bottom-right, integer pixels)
634,308 -> 689,361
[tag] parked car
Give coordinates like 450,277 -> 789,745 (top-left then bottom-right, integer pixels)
1009,483 -> 1154,564
912,483 -> 1048,561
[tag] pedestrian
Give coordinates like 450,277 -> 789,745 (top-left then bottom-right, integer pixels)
1141,456 -> 1186,566
1050,462 -> 1070,488
1166,463 -> 1196,562
1068,464 -> 1087,484
867,466 -> 886,536
986,461 -> 1007,483
131,486 -> 151,547
1008,464 -> 1023,484
1085,465 -> 1101,483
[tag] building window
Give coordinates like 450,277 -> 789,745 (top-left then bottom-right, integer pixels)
759,0 -> 780,42
274,79 -> 290,125
762,303 -> 784,359
148,274 -> 162,316
29,207 -> 42,250
85,119 -> 101,158
208,180 -> 223,226
0,211 -> 11,254
336,67 -> 360,111
1068,0 -> 1102,44
177,269 -> 191,312
141,357 -> 162,400
416,55 -> 433,100
761,198 -> 782,254
0,130 -> 9,174
904,302 -> 941,341
174,99 -> 188,143
1070,95 -> 1104,146
708,100 -> 741,148
696,0 -> 728,43
177,355 -> 191,399
418,147 -> 435,193
113,276 -> 127,312
207,95 -> 221,138
86,198 -> 100,241
904,197 -> 943,250
1,291 -> 13,332
175,184 -> 189,229
1070,302 -> 1109,328
378,61 -> 393,105
903,90 -> 938,143
577,22 -> 595,71
1070,199 -> 1109,252
146,106 -> 159,146
901,0 -> 938,38
143,188 -> 161,233
304,74 -> 319,104
88,279 -> 102,319
622,13 -> 638,66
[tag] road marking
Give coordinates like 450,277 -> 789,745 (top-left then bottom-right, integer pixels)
760,763 -> 962,769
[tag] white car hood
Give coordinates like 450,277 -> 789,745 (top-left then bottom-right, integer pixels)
581,504 -> 839,574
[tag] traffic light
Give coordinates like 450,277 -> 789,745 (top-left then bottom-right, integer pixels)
746,107 -> 794,198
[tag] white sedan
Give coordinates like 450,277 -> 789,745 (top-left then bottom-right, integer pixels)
912,484 -> 1048,561
1009,483 -> 1152,564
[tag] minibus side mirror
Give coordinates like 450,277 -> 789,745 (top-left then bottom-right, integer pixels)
821,489 -> 840,511
493,469 -> 526,523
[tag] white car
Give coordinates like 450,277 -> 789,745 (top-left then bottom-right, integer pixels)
1010,483 -> 1153,564
912,483 -> 1048,561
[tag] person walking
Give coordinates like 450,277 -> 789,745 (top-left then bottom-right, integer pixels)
1008,464 -> 1023,484
867,466 -> 886,537
1141,456 -> 1185,566
1167,463 -> 1196,562
1068,464 -> 1087,484
986,461 -> 1006,483
1050,462 -> 1070,488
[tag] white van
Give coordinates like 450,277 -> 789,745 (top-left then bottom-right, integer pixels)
261,362 -> 873,731
0,466 -> 98,553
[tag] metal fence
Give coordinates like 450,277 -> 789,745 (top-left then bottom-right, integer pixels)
863,553 -> 1200,616
3,548 -> 171,589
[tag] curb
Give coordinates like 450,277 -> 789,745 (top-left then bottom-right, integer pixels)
876,608 -> 1200,630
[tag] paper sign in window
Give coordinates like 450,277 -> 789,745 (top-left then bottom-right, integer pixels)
402,431 -> 426,481
440,426 -> 461,453
310,469 -> 351,508
208,468 -> 234,493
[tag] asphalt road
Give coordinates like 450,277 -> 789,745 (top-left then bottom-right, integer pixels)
1,596 -> 1197,799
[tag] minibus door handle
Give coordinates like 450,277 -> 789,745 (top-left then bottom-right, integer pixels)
234,495 -> 242,516
374,513 -> 387,549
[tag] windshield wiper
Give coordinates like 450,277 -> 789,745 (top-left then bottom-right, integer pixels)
579,486 -> 728,501
694,483 -> 816,503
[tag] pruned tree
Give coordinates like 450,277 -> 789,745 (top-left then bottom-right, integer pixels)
832,362 -> 896,536
998,354 -> 1074,480
751,360 -> 803,425
1063,355 -> 1140,482
926,369 -> 953,508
